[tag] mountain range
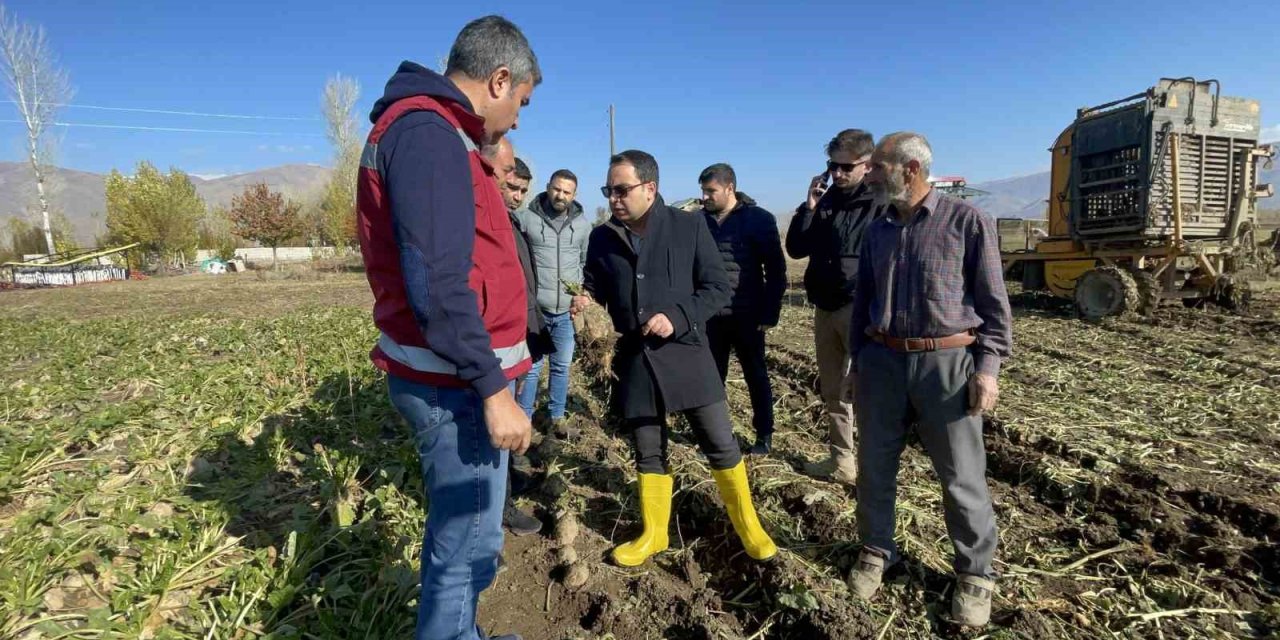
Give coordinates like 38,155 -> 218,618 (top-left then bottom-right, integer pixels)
2,151 -> 1276,245
0,162 -> 332,243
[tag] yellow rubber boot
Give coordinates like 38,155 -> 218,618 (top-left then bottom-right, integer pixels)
711,461 -> 778,561
612,473 -> 673,567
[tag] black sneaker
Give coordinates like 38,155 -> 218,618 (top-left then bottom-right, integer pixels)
748,435 -> 772,456
503,505 -> 542,536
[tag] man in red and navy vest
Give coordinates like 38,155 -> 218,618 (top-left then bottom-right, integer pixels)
355,16 -> 540,640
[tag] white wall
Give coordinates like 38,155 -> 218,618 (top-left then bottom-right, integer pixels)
194,246 -> 339,265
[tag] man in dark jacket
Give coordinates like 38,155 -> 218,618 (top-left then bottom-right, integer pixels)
483,138 -> 546,539
571,150 -> 776,567
355,16 -> 538,640
785,129 -> 885,485
503,157 -> 533,212
697,163 -> 786,455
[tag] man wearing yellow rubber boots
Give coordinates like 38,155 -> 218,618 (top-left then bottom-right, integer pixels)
570,150 -> 776,566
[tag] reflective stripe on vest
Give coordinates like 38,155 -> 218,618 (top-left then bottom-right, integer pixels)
360,127 -> 475,173
378,333 -> 530,374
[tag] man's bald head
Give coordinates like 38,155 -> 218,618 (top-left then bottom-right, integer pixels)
483,137 -> 517,183
482,137 -> 530,211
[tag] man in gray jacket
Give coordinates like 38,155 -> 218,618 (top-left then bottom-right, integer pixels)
514,169 -> 591,428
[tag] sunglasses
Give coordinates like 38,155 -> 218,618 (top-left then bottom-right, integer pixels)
827,160 -> 868,173
600,182 -> 651,199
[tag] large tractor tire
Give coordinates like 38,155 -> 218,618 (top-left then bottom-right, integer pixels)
1213,275 -> 1251,311
1127,268 -> 1160,316
1181,274 -> 1250,311
1074,266 -> 1139,319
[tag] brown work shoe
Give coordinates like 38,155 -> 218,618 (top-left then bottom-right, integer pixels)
804,455 -> 857,485
951,574 -> 995,627
847,550 -> 886,600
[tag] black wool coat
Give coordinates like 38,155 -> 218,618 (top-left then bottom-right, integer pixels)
582,196 -> 731,419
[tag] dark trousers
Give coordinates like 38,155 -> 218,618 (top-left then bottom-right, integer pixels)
705,315 -> 775,439
628,400 -> 742,474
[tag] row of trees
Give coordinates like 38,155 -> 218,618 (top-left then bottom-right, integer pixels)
0,171 -> 351,267
99,163 -> 356,271
0,2 -> 365,267
98,68 -> 364,271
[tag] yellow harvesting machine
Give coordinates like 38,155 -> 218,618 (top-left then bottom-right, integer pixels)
1002,77 -> 1275,318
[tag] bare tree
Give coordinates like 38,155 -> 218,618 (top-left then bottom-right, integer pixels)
317,74 -> 362,250
322,73 -> 359,154
0,5 -> 72,256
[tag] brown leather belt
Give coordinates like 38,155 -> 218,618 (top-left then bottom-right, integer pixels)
871,330 -> 976,353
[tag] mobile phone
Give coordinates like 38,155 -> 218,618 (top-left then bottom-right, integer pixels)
819,171 -> 830,187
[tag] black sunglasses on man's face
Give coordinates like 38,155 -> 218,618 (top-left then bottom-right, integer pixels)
600,182 -> 650,199
827,160 -> 868,174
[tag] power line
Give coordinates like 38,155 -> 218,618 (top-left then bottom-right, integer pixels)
0,119 -> 324,137
2,99 -> 321,121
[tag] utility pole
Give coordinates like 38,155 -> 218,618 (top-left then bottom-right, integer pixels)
608,104 -> 616,157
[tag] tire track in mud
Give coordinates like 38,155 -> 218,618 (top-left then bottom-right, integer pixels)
1149,307 -> 1280,344
1083,320 -> 1280,381
1008,337 -> 1280,477
983,419 -> 1279,602
987,420 -> 1280,545
1006,315 -> 1280,547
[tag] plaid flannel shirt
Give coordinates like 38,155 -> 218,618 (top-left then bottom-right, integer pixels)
850,188 -> 1012,376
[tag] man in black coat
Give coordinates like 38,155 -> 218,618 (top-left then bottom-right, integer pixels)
697,163 -> 786,455
571,150 -> 777,567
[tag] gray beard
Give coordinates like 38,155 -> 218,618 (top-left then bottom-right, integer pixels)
884,182 -> 909,207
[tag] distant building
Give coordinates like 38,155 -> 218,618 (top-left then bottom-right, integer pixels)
929,176 -> 988,200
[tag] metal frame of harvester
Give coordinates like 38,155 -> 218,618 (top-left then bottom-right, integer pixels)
1001,77 -> 1275,318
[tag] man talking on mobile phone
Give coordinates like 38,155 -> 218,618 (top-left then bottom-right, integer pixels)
784,129 -> 885,486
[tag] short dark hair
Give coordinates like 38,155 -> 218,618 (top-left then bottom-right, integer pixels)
698,163 -> 736,188
826,129 -> 874,158
549,169 -> 577,185
446,15 -> 542,86
513,157 -> 532,181
610,150 -> 659,186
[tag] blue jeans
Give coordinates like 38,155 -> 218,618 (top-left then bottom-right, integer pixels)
388,375 -> 509,640
517,311 -> 575,419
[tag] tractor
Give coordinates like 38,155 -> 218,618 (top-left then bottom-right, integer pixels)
1002,77 -> 1275,318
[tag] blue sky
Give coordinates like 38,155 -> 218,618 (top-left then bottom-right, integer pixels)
4,0 -> 1278,216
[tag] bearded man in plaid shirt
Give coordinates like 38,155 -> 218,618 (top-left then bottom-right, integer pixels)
841,132 -> 1012,628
